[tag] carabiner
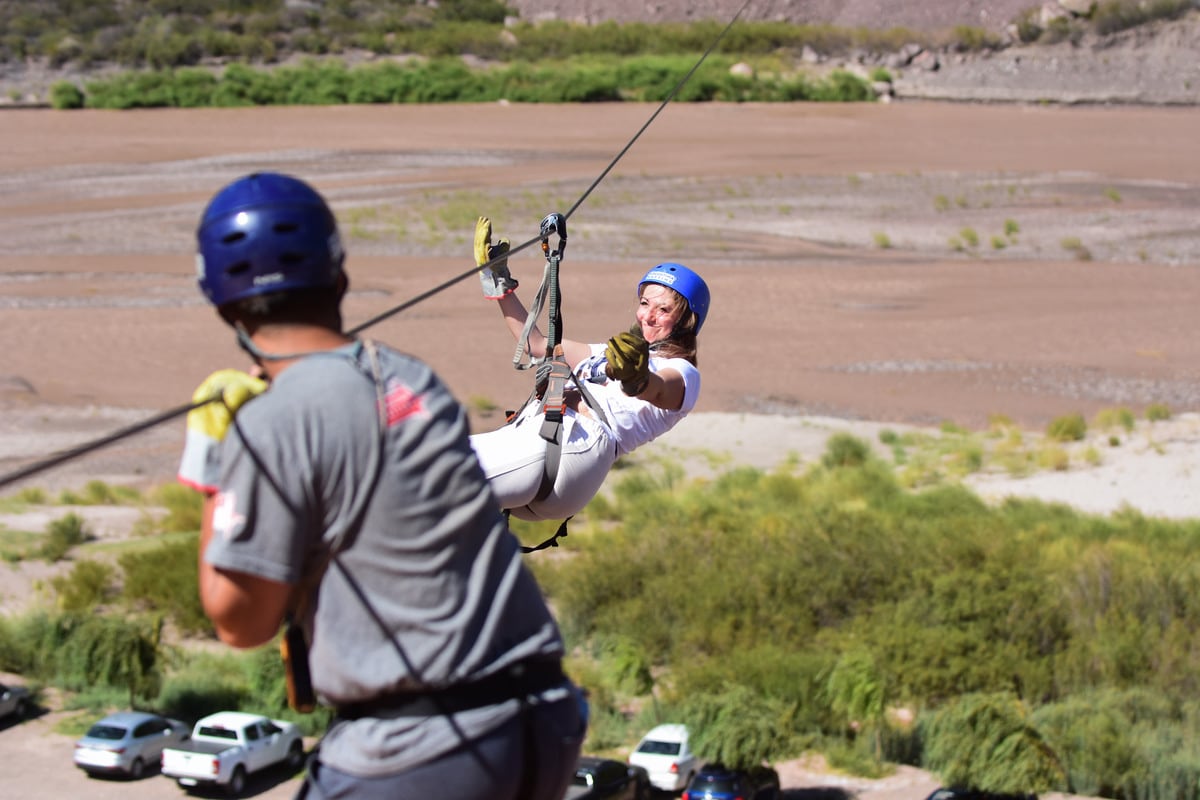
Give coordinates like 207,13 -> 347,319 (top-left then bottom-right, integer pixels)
540,212 -> 567,261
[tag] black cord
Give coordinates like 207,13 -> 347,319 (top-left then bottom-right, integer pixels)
0,399 -> 209,490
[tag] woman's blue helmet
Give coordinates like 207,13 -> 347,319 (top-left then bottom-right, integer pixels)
196,172 -> 344,308
638,262 -> 711,334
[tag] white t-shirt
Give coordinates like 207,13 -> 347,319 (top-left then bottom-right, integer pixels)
575,344 -> 701,457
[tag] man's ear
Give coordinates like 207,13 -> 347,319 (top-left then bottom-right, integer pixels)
335,271 -> 349,301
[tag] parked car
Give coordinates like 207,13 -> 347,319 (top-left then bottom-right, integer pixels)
682,762 -> 781,800
627,723 -> 699,793
925,789 -> 1037,800
565,755 -> 652,800
0,681 -> 32,721
74,711 -> 190,779
160,711 -> 304,796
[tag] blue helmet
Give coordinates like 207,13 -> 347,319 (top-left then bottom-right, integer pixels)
196,172 -> 344,307
638,262 -> 711,335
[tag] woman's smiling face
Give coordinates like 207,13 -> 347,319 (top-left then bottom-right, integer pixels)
636,283 -> 684,343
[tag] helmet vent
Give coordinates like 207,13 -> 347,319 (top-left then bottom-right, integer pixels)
226,261 -> 251,276
273,222 -> 299,233
221,231 -> 246,245
279,252 -> 305,265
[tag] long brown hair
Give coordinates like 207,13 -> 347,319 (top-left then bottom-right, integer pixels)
646,286 -> 699,366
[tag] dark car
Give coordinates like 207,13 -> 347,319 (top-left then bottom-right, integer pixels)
682,762 -> 781,800
925,789 -> 1037,800
564,755 -> 652,800
0,682 -> 33,721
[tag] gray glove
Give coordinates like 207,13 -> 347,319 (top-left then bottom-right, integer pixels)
474,216 -> 518,299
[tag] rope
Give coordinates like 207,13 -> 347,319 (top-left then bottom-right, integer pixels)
0,399 -> 208,490
0,0 -> 754,492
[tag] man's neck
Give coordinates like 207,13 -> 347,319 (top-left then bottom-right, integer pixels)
250,325 -> 355,381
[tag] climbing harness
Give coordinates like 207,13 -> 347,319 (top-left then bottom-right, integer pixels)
0,0 -> 753,493
505,215 -> 611,554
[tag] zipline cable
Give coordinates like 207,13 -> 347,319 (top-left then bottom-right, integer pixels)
0,0 -> 755,492
0,400 -> 210,489
562,0 -> 753,223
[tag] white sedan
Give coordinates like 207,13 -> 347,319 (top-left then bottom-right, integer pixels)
74,711 -> 190,779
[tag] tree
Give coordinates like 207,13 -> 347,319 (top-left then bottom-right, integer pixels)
827,650 -> 887,763
53,614 -> 164,707
922,692 -> 1067,794
681,683 -> 797,768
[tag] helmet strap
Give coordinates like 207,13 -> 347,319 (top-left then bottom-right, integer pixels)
234,322 -> 336,363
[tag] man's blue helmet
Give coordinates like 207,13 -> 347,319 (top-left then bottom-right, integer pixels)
638,262 -> 711,335
196,172 -> 344,308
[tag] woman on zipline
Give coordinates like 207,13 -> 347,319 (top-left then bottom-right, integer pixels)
468,216 -> 709,521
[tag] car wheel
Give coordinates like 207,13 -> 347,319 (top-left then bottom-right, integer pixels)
14,698 -> 30,719
226,765 -> 247,797
285,740 -> 304,771
128,757 -> 145,780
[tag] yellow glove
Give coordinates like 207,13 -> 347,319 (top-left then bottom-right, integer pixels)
177,369 -> 267,492
474,216 -> 517,299
604,328 -> 650,396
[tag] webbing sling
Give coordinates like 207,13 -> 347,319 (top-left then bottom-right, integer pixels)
506,215 -> 605,552
534,347 -> 572,503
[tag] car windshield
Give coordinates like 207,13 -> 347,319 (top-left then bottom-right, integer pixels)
198,726 -> 239,740
693,776 -> 740,792
637,740 -> 681,756
84,724 -> 127,741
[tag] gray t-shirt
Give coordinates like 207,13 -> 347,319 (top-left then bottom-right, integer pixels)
204,342 -> 565,777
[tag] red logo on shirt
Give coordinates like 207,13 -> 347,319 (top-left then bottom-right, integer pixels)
384,380 -> 428,426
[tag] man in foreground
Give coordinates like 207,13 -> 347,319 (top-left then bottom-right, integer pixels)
178,171 -> 583,799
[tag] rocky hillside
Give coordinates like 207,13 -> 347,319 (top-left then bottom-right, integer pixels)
1,1 -> 1196,106
507,0 -> 1036,32
890,10 -> 1200,104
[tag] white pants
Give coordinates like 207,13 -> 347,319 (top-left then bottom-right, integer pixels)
470,403 -> 617,521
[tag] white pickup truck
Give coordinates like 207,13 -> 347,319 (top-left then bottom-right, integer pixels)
160,711 -> 304,796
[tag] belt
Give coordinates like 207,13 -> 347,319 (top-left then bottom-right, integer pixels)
335,659 -> 567,721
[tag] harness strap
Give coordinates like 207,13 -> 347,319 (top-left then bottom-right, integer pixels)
534,349 -> 572,503
518,514 -> 572,554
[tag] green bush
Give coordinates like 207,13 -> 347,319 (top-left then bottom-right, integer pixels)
50,559 -> 115,612
76,54 -> 876,108
59,480 -> 140,506
41,512 -> 88,562
1094,406 -> 1136,432
681,683 -> 802,768
18,613 -> 163,706
1146,403 -> 1172,422
921,693 -> 1067,793
822,433 -> 873,469
1091,0 -> 1195,36
434,0 -> 514,24
118,534 -> 209,635
1014,8 -> 1044,42
48,80 -> 84,109
1046,413 -> 1087,442
150,483 -> 204,534
1033,688 -> 1187,799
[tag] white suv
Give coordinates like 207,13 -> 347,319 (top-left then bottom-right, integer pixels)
627,723 -> 698,792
